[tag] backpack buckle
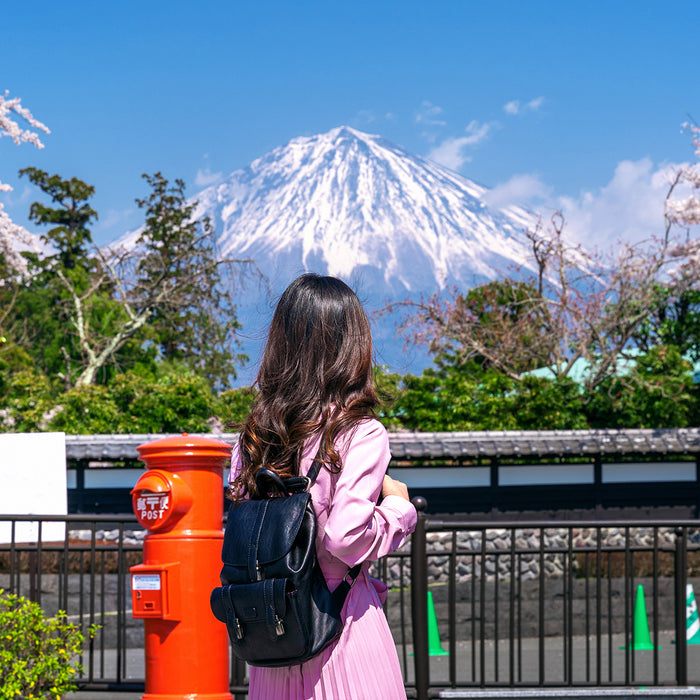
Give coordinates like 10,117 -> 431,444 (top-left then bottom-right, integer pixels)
342,568 -> 359,589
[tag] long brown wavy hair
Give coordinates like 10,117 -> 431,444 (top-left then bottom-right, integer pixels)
230,273 -> 379,502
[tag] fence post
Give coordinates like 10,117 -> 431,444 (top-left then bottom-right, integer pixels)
411,496 -> 429,700
674,526 -> 688,687
231,656 -> 247,700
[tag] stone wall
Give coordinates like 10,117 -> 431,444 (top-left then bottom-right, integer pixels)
371,526 -> 700,590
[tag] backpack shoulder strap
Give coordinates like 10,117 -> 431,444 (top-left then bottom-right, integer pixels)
277,436 -> 325,494
305,431 -> 362,608
305,435 -> 325,485
331,564 -> 362,609
306,453 -> 323,485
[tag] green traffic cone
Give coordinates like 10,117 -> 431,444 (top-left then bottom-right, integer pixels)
686,584 -> 700,645
427,590 -> 449,656
621,584 -> 659,651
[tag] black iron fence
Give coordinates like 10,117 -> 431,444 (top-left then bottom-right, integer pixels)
410,499 -> 700,699
1,510 -> 700,697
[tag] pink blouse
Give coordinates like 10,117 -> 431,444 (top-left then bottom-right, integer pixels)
229,419 -> 416,584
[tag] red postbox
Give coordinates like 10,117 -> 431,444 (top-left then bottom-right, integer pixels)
130,434 -> 233,700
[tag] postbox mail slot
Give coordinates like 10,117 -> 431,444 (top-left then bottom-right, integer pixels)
130,562 -> 181,620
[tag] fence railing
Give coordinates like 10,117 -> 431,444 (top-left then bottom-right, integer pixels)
409,498 -> 700,699
2,509 -> 699,697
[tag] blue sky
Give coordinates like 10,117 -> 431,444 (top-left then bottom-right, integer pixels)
2,0 -> 700,248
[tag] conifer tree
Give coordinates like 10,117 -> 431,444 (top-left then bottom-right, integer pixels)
133,172 -> 244,386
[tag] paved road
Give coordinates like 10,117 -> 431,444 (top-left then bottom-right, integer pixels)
64,631 -> 700,698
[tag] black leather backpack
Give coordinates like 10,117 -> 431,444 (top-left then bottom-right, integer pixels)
210,456 -> 360,667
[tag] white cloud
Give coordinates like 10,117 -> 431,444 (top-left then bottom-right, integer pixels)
482,158 -> 692,249
353,110 -> 396,126
427,120 -> 493,171
483,173 -> 552,209
557,158 -> 679,249
355,109 -> 376,124
0,183 -> 33,207
503,96 -> 545,116
195,167 -> 223,188
415,101 -> 447,127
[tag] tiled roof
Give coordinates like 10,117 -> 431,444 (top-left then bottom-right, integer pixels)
65,428 -> 700,461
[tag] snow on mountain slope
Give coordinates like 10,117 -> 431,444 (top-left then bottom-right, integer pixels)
191,126 -> 537,300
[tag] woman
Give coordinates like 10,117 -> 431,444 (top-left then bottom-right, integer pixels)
229,273 -> 416,700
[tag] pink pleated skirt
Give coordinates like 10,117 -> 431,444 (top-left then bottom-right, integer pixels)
247,574 -> 406,700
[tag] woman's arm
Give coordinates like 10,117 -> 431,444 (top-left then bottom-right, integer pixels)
322,420 -> 417,567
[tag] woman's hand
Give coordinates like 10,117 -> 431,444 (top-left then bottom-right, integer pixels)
382,474 -> 410,501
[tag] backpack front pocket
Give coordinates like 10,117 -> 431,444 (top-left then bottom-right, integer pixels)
211,579 -> 308,665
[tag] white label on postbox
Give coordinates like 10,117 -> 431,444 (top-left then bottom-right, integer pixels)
132,574 -> 162,591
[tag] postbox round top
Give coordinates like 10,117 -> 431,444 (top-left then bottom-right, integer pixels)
137,434 -> 232,462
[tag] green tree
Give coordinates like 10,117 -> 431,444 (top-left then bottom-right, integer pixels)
385,353 -> 589,433
0,367 -> 53,432
13,169 -> 103,388
586,345 -> 696,428
109,366 -> 217,434
453,280 -> 553,374
373,366 -> 407,430
217,386 -> 258,430
19,167 -> 97,272
39,365 -> 219,435
133,173 -> 245,386
389,359 -> 515,432
510,375 -> 588,430
12,169 -> 143,389
639,286 -> 700,362
395,279 -> 552,382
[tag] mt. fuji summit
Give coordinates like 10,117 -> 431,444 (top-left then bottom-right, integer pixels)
192,126 -> 537,304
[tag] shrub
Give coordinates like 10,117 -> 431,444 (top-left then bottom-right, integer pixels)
0,368 -> 54,432
0,590 -> 89,699
46,384 -> 121,435
110,366 -> 216,433
216,385 -> 257,429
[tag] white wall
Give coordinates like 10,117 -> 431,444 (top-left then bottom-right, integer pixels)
0,432 -> 67,543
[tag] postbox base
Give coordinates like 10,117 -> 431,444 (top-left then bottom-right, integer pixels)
142,693 -> 233,700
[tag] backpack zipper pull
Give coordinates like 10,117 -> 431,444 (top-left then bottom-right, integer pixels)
235,618 -> 244,640
274,615 -> 285,636
256,563 -> 263,581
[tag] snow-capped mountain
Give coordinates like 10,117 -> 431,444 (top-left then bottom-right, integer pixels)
121,126 -> 541,381
193,126 -> 537,301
